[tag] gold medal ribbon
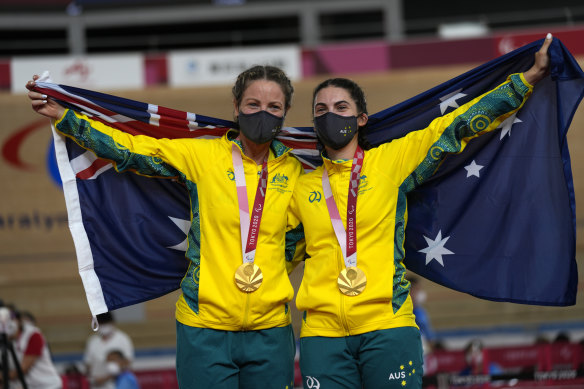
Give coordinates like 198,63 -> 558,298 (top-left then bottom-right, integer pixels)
232,143 -> 268,292
322,146 -> 367,296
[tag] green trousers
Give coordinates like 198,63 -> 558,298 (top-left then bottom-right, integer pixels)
176,321 -> 296,389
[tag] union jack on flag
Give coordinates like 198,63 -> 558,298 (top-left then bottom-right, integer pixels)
34,37 -> 583,318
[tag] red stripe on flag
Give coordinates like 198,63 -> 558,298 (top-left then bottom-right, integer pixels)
76,159 -> 111,180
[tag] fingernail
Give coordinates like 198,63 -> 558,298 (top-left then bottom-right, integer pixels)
42,94 -> 47,99
42,100 -> 47,104
546,33 -> 552,39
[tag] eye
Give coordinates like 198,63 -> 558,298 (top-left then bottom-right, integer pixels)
268,103 -> 283,112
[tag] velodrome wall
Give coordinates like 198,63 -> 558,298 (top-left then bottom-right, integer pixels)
1,29 -> 583,356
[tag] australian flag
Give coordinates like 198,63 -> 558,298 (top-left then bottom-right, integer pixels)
367,37 -> 582,306
35,37 -> 582,318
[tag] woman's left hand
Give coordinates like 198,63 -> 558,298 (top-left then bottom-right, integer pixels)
523,33 -> 553,86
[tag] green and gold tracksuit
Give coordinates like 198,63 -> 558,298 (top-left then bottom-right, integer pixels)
288,73 -> 533,388
55,111 -> 305,388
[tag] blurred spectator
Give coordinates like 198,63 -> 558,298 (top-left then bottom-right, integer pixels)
460,339 -> 503,376
106,350 -> 140,389
0,304 -> 62,389
579,338 -> 584,370
409,276 -> 437,353
84,312 -> 134,389
549,331 -> 581,370
553,332 -> 570,343
534,334 -> 550,344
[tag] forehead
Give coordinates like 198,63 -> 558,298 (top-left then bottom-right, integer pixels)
242,79 -> 285,101
314,86 -> 353,105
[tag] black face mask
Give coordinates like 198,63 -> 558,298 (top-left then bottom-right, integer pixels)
314,112 -> 358,150
238,110 -> 284,144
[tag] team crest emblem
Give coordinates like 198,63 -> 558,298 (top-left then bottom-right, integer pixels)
270,173 -> 289,188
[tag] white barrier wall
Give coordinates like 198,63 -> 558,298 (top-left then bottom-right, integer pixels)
10,53 -> 145,93
168,45 -> 301,87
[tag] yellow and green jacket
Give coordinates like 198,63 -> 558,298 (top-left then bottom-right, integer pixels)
55,110 -> 305,331
288,73 -> 533,338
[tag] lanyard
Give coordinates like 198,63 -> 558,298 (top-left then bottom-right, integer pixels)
231,143 -> 268,263
321,146 -> 364,269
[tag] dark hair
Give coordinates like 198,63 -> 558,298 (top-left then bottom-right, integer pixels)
232,65 -> 294,111
20,310 -> 36,325
107,349 -> 128,361
311,78 -> 372,149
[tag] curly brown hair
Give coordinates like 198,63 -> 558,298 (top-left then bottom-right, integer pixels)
232,65 -> 294,111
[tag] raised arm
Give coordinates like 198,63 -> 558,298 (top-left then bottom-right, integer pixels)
25,75 -> 191,180
381,34 -> 553,189
523,33 -> 552,86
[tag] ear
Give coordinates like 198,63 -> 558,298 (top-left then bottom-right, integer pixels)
357,113 -> 368,127
233,99 -> 240,117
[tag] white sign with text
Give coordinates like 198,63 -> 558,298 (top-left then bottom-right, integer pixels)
168,45 -> 301,87
11,54 -> 144,93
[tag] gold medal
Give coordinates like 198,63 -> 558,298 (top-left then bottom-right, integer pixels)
337,266 -> 367,296
234,263 -> 263,293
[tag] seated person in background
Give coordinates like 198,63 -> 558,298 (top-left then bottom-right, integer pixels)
460,339 -> 503,376
84,312 -> 134,389
409,276 -> 437,353
106,350 -> 140,389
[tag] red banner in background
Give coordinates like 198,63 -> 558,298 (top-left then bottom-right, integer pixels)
301,40 -> 390,77
494,26 -> 584,56
0,61 -> 10,90
301,25 -> 584,76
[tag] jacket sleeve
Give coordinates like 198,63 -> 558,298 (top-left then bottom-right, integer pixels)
378,73 -> 533,190
54,109 -> 203,181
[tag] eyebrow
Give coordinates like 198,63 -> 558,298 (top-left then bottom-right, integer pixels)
243,97 -> 283,106
314,100 -> 351,107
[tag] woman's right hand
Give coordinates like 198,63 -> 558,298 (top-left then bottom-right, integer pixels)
26,74 -> 65,119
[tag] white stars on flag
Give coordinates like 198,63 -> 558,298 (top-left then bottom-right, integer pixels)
497,113 -> 522,139
418,230 -> 454,267
439,89 -> 467,114
167,216 -> 190,251
464,160 -> 484,178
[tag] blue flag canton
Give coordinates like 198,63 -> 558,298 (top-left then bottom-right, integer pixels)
70,140 -> 190,309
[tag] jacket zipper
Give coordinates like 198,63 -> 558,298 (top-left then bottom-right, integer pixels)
339,239 -> 353,336
242,293 -> 250,330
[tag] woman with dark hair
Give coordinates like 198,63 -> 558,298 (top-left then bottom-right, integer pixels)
27,65 -> 304,389
288,35 -> 552,388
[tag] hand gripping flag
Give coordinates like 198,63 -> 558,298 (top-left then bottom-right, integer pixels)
35,37 -> 582,318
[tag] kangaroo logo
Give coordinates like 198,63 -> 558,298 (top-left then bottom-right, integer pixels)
306,376 -> 321,389
309,191 -> 322,203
